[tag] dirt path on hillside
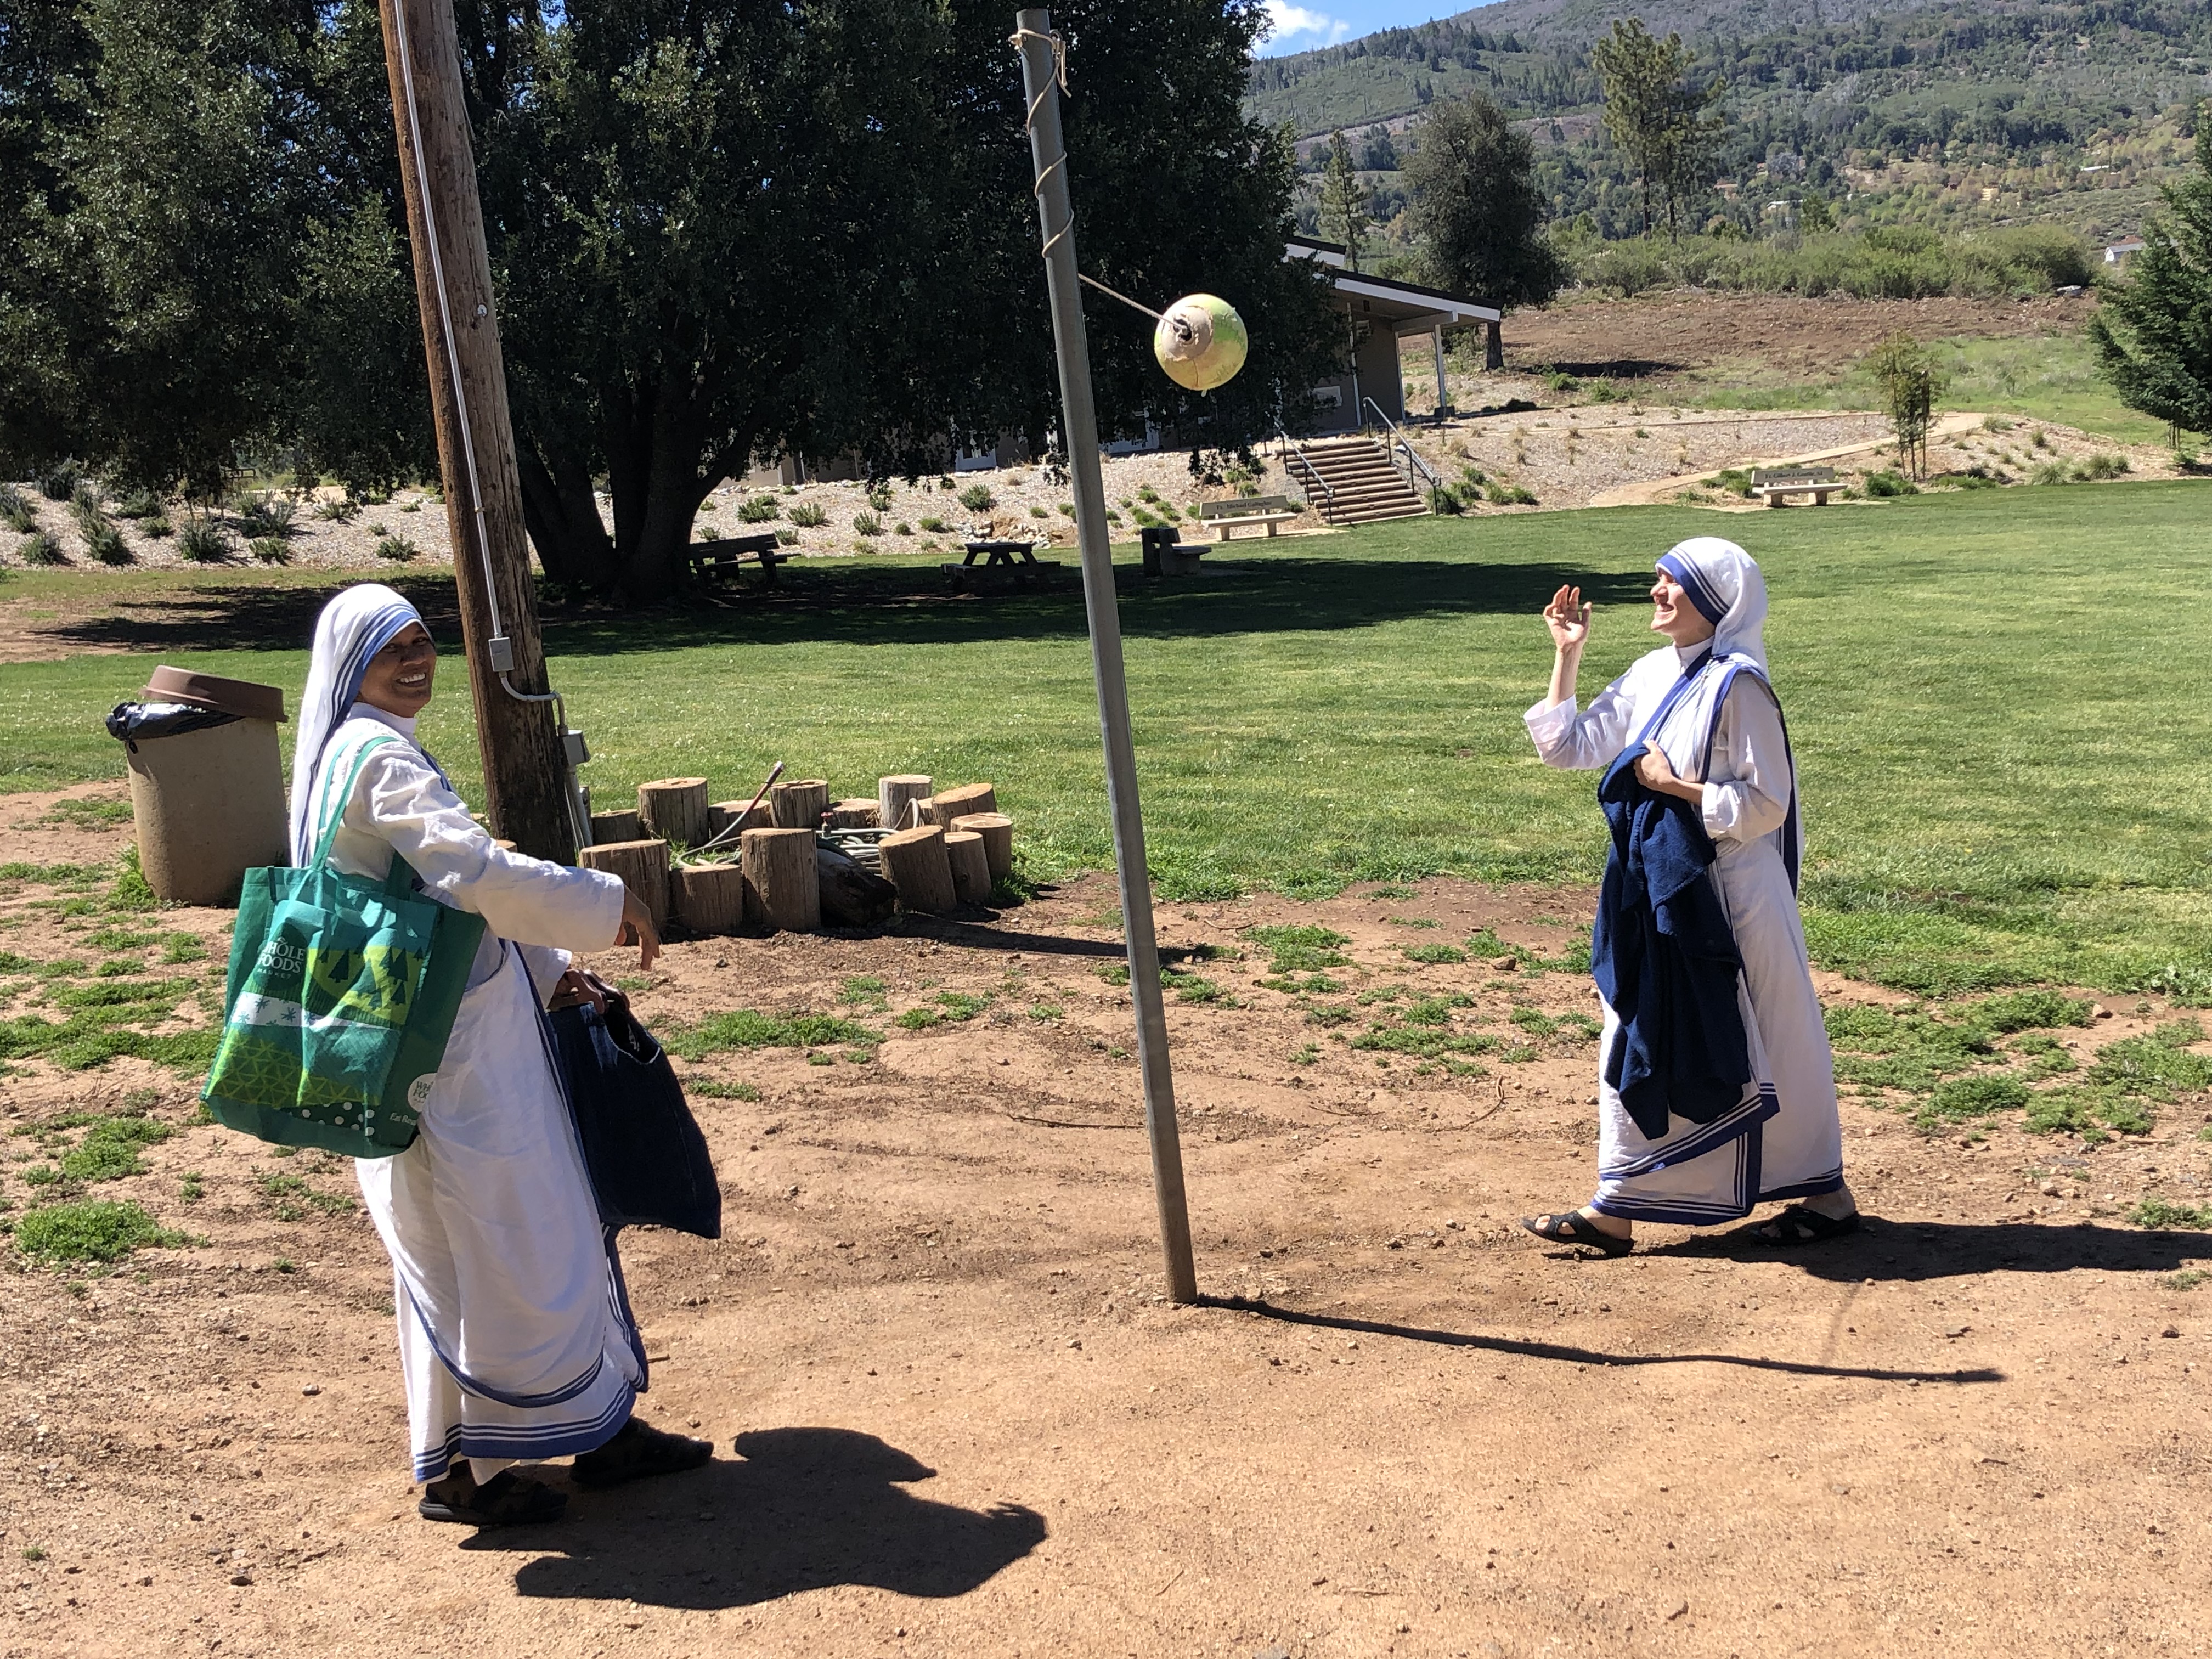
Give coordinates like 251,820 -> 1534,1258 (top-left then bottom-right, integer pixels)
4,794 -> 2211,1659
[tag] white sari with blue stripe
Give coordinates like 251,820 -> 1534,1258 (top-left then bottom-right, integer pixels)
1526,642 -> 1844,1225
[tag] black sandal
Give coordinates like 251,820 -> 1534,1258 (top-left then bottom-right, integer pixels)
571,1418 -> 714,1490
1519,1210 -> 1634,1258
417,1468 -> 568,1526
1748,1204 -> 1860,1245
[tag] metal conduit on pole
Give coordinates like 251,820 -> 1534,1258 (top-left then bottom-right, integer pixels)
1011,9 -> 1197,1305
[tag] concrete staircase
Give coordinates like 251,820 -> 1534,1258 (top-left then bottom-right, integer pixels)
1284,435 -> 1430,526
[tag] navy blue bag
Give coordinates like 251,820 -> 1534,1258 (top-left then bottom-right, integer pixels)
546,988 -> 721,1239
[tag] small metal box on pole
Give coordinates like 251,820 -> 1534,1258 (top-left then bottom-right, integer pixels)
1012,9 -> 1197,1304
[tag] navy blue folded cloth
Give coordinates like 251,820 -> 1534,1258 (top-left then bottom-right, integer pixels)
549,990 -> 721,1239
1590,741 -> 1755,1141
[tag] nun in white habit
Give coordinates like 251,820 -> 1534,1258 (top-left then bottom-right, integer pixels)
1518,538 -> 1859,1255
294,583 -> 709,1524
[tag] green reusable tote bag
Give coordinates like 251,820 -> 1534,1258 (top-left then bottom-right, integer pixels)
200,733 -> 486,1156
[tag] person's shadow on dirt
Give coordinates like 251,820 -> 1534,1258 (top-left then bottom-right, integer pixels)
1666,1214 -> 2212,1283
461,1426 -> 1045,1609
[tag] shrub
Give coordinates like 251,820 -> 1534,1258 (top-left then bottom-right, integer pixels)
313,496 -> 359,522
852,511 -> 883,537
1483,481 -> 1537,506
775,528 -> 799,546
249,536 -> 290,565
917,515 -> 950,533
1058,502 -> 1076,517
0,484 -> 33,532
787,503 -> 827,527
112,488 -> 162,518
237,494 -> 298,540
866,486 -> 894,511
894,521 -> 913,535
1544,371 -> 1582,392
1861,470 -> 1918,498
733,494 -> 780,523
18,531 -> 62,565
2030,460 -> 2072,486
12,1199 -> 185,1263
139,510 -> 172,538
1428,485 -> 1464,515
86,521 -> 132,565
2078,453 -> 2130,481
1705,468 -> 1754,498
36,459 -> 82,501
374,534 -> 417,562
70,479 -> 101,518
177,519 -> 230,563
1029,504 -> 1049,518
956,483 -> 995,512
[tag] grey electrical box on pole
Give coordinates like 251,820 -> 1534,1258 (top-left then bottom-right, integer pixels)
1012,9 -> 1198,1305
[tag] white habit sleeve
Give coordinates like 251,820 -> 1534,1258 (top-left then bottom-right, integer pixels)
1698,676 -> 1793,843
1524,672 -> 1639,771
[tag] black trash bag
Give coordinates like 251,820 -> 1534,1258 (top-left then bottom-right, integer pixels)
547,985 -> 720,1239
105,701 -> 240,752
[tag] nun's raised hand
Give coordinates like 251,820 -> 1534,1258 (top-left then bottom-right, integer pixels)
1543,584 -> 1590,653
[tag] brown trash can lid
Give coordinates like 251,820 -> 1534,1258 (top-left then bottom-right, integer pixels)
142,665 -> 286,723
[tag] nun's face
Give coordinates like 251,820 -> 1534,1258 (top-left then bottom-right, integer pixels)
1649,571 -> 1716,648
358,623 -> 437,718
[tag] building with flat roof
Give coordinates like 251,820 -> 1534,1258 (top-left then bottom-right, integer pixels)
1285,236 -> 1499,435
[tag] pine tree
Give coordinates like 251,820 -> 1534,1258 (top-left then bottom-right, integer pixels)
1320,130 -> 1370,270
2089,115 -> 2212,438
1590,18 -> 1725,240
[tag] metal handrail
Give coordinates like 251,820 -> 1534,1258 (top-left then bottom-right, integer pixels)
1361,397 -> 1442,498
1274,424 -> 1338,521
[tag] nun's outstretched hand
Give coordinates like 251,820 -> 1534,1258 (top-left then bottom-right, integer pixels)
616,885 -> 662,971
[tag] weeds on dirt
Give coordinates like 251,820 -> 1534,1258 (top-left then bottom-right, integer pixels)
41,797 -> 133,830
1243,924 -> 1351,973
838,975 -> 890,1011
897,992 -> 990,1029
685,1077 -> 761,1101
2088,1021 -> 2211,1099
1402,943 -> 1466,964
253,1169 -> 354,1221
665,1008 -> 877,1057
9,1199 -> 191,1263
2128,1197 -> 2212,1231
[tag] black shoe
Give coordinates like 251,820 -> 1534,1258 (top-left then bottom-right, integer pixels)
571,1417 -> 714,1489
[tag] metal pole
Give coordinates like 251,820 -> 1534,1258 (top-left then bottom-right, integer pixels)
1012,10 -> 1197,1305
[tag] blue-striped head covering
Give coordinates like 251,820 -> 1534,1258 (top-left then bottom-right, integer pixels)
289,583 -> 424,864
1655,537 -> 1768,669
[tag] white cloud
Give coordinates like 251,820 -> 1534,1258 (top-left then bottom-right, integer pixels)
1263,2 -> 1353,49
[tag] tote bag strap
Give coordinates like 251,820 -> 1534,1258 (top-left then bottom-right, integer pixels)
307,732 -> 416,898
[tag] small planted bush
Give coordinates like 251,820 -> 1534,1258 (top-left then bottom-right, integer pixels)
140,509 -> 172,538
1483,481 -> 1537,506
37,459 -> 82,501
249,535 -> 290,565
2078,453 -> 2131,481
866,485 -> 893,512
787,502 -> 827,528
957,483 -> 995,512
177,519 -> 230,563
112,488 -> 163,519
312,496 -> 359,522
852,511 -> 883,537
18,530 -> 62,565
86,521 -> 132,565
917,515 -> 949,533
894,521 -> 913,535
237,493 -> 298,539
734,494 -> 780,523
374,534 -> 417,562
0,484 -> 34,532
775,528 -> 799,546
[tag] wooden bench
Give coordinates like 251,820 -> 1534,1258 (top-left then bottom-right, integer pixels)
1750,466 -> 1840,507
685,533 -> 789,586
942,538 -> 1060,592
1197,494 -> 1301,540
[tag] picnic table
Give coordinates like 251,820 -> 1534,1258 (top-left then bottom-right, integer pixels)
942,538 -> 1061,592
1750,466 -> 1840,507
1197,494 -> 1301,540
684,532 -> 789,586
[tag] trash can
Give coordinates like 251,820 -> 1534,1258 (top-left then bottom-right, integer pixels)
108,666 -> 288,905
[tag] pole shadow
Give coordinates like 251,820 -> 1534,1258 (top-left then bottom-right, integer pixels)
460,1426 -> 1045,1609
1203,1296 -> 2003,1385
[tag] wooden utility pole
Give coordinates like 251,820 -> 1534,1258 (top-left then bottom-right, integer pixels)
1014,10 -> 1198,1304
377,0 -> 575,861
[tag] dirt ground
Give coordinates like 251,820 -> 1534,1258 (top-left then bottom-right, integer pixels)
5,791 -> 2212,1658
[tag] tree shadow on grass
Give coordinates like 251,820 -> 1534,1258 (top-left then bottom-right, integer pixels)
461,1426 -> 1045,1610
41,559 -> 1653,657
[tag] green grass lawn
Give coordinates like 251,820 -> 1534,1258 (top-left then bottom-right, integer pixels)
5,479 -> 2209,998
1678,330 -> 2180,446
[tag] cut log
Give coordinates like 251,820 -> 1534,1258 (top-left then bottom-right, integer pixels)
589,807 -> 640,845
706,799 -> 770,845
944,830 -> 991,904
741,827 -> 821,933
770,778 -> 830,830
878,774 -> 933,833
580,838 -> 670,929
817,845 -> 898,926
637,777 -> 709,848
878,825 -> 956,915
828,798 -> 881,830
950,811 -> 1013,882
673,862 -> 746,936
926,781 -> 997,828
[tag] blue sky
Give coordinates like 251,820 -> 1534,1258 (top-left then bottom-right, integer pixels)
1255,1 -> 1469,58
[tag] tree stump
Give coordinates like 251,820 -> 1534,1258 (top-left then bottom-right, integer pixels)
706,800 -> 770,845
878,825 -> 956,914
878,774 -> 933,833
580,838 -> 669,929
828,798 -> 881,830
926,781 -> 997,827
817,845 -> 898,926
944,829 -> 991,904
673,862 -> 746,936
770,778 -> 830,830
742,827 -> 820,932
637,778 -> 709,848
589,808 -> 641,845
950,811 -> 1014,881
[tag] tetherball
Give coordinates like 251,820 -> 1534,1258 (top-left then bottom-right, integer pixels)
1153,294 -> 1248,392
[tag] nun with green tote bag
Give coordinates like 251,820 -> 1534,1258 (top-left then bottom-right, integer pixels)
238,584 -> 708,1526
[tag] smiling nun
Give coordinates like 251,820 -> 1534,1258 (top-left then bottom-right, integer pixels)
1517,539 -> 1859,1256
291,583 -> 708,1524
